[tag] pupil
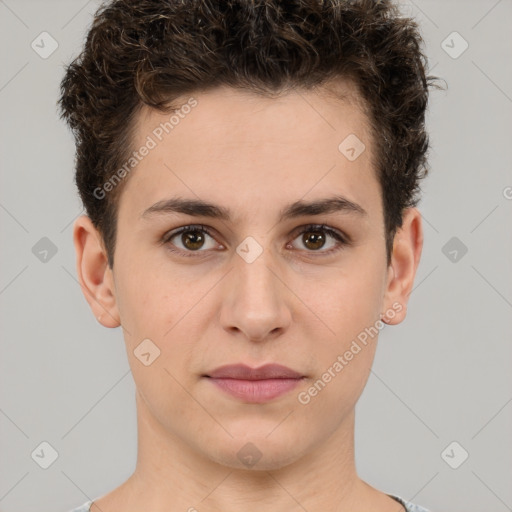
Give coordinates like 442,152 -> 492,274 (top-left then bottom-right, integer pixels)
183,230 -> 204,250
304,231 -> 325,250
180,229 -> 327,251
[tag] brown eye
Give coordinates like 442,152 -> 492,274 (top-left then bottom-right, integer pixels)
163,225 -> 220,256
162,223 -> 348,259
302,230 -> 327,250
289,224 -> 348,255
180,229 -> 206,250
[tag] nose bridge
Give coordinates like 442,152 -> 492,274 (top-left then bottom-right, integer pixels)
237,245 -> 279,301
220,239 -> 291,340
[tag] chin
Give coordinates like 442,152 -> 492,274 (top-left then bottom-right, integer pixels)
205,433 -> 308,471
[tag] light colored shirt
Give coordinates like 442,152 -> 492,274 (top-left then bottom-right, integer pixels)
68,494 -> 430,511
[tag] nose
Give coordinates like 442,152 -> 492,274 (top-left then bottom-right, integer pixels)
219,246 -> 292,342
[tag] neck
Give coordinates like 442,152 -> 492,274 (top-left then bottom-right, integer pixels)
120,389 -> 381,512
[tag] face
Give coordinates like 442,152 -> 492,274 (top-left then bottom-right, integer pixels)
75,81 -> 422,471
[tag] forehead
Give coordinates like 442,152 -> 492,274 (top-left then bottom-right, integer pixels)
117,81 -> 381,226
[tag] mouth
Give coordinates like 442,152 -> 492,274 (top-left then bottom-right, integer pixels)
203,363 -> 306,403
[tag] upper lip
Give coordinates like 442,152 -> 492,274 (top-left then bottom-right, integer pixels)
205,364 -> 303,380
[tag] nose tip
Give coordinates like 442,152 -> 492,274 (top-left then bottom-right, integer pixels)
233,325 -> 282,343
219,254 -> 292,343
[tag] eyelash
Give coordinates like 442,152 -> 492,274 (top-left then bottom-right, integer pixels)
161,223 -> 349,258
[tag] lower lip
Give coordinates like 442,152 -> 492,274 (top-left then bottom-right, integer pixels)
206,377 -> 303,403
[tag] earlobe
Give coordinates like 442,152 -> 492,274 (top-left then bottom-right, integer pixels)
381,207 -> 423,326
73,215 -> 120,328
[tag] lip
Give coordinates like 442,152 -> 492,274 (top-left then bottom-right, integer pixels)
206,363 -> 303,380
203,364 -> 305,403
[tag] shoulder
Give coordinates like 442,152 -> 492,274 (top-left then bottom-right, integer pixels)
389,494 -> 431,512
67,500 -> 92,512
68,495 -> 430,512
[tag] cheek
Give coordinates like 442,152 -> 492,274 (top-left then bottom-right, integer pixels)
115,250 -> 172,321
301,278 -> 382,414
300,261 -> 385,386
308,262 -> 385,340
115,269 -> 204,377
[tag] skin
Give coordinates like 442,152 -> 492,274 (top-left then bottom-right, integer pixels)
74,80 -> 423,512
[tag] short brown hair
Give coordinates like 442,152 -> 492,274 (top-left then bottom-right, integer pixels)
59,0 -> 442,268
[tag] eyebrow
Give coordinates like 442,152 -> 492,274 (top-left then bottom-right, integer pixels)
141,195 -> 367,222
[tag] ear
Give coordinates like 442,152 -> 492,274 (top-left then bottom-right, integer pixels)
72,215 -> 120,328
381,207 -> 423,325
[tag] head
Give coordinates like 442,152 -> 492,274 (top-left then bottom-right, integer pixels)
60,0 -> 440,472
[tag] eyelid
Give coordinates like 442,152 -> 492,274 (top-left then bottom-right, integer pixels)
289,223 -> 349,244
160,224 -> 222,254
161,223 -> 350,257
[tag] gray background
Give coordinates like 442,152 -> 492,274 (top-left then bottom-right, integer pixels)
1,1 -> 511,511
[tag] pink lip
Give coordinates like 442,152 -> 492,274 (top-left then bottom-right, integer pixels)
206,363 -> 303,380
204,364 -> 305,403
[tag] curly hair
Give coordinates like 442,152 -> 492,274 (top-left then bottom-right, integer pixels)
59,0 -> 442,268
